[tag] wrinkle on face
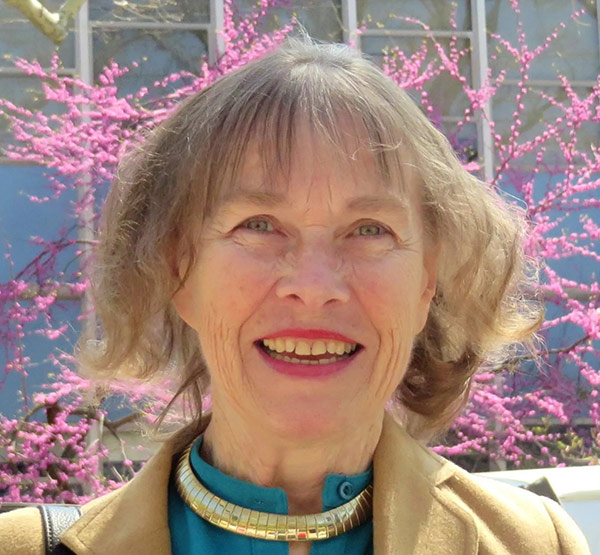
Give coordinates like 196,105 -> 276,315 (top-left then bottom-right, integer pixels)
171,117 -> 438,450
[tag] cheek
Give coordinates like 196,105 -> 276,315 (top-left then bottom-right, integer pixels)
195,246 -> 276,349
211,247 -> 275,312
195,248 -> 277,403
174,244 -> 275,335
351,257 -> 424,398
351,256 -> 421,320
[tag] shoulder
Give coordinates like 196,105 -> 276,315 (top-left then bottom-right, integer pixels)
0,490 -> 126,555
0,489 -> 124,555
0,507 -> 44,555
437,459 -> 590,554
377,414 -> 590,554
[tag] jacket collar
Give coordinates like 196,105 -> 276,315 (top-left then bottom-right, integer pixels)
62,412 -> 478,554
61,437 -> 174,555
372,412 -> 479,554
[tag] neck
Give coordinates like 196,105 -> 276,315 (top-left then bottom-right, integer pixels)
200,407 -> 383,514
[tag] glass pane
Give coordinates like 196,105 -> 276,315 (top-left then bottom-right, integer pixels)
233,0 -> 343,42
0,77 -> 69,149
92,29 -> 208,97
487,0 -> 599,81
0,302 -> 82,419
492,85 -> 599,169
445,122 -> 478,167
0,167 -> 82,419
90,0 -> 210,24
0,0 -> 65,19
0,165 -> 79,280
0,21 -> 75,68
361,36 -> 472,119
360,0 -> 471,31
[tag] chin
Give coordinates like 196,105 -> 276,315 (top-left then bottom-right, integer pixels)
261,402 -> 355,441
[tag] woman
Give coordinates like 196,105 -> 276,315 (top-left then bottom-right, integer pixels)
0,39 -> 590,554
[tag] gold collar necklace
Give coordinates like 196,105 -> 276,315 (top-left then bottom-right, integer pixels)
175,443 -> 373,542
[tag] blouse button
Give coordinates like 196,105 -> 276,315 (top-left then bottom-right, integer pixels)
338,481 -> 354,500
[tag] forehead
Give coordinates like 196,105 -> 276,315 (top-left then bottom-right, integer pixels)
215,121 -> 420,216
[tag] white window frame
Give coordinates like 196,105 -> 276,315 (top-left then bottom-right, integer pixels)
345,0 -> 493,182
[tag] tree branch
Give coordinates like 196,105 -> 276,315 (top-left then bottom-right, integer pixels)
489,334 -> 592,373
103,412 -> 143,437
4,0 -> 86,44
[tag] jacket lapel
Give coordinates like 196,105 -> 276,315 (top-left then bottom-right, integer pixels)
60,440 -> 174,554
61,412 -> 479,555
372,412 -> 479,555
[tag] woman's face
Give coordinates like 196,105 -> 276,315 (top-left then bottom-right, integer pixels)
173,127 -> 438,440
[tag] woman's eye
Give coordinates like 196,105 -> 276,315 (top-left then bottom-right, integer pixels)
352,223 -> 389,237
242,218 -> 274,233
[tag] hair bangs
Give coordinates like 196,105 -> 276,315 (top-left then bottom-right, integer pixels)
203,60 -> 415,209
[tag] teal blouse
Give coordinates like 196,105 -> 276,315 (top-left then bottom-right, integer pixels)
168,436 -> 373,554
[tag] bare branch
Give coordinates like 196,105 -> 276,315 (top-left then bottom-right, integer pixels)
4,0 -> 86,44
539,286 -> 600,302
488,334 -> 592,373
104,412 -> 143,436
17,282 -> 83,301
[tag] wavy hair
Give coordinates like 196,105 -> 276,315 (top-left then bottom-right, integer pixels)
79,38 -> 544,446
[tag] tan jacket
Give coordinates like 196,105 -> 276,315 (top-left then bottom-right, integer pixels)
0,412 -> 590,554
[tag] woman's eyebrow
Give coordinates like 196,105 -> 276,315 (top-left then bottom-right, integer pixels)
219,189 -> 410,215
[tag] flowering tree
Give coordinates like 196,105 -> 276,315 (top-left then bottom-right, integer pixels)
0,0 -> 598,503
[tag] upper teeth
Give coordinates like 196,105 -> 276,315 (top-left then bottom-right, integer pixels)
261,338 -> 357,356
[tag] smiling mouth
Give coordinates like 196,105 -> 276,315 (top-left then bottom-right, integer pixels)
256,339 -> 363,365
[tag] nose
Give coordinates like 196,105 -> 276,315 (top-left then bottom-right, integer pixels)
275,241 -> 350,308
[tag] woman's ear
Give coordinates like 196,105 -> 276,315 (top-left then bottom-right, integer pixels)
423,242 -> 439,298
164,236 -> 185,281
166,241 -> 196,328
416,241 -> 440,334
172,284 -> 191,327
171,270 -> 199,330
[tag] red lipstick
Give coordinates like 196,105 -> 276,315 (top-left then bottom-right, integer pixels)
256,342 -> 360,379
